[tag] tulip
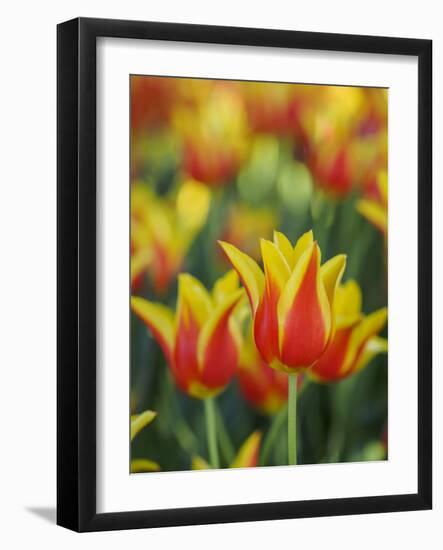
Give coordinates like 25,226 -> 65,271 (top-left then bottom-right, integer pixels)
182,141 -> 241,187
300,87 -> 387,198
131,270 -> 244,468
219,230 -> 346,465
309,280 -> 387,383
172,86 -> 249,186
219,230 -> 346,372
131,180 -> 210,293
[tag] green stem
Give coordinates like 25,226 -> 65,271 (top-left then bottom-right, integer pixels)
288,374 -> 298,465
328,378 -> 353,462
259,404 -> 288,466
215,404 -> 235,464
204,397 -> 219,469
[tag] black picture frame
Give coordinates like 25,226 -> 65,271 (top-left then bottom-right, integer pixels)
57,17 -> 432,532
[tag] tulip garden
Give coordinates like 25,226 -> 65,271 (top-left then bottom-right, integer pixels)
130,76 -> 388,473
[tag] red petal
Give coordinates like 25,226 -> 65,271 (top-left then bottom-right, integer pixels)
239,359 -> 288,411
173,307 -> 200,392
238,359 -> 271,409
199,306 -> 238,389
280,246 -> 328,368
254,279 -> 280,364
310,326 -> 353,381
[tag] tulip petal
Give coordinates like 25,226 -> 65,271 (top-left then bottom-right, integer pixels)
278,242 -> 331,369
278,242 -> 315,339
344,307 -> 388,374
293,229 -> 314,268
174,295 -> 202,394
273,230 -> 295,268
130,249 -> 151,286
218,240 -> 265,313
131,297 -> 175,364
320,254 -> 347,310
335,279 -> 362,318
230,431 -> 262,468
212,270 -> 239,305
197,289 -> 244,389
130,410 -> 157,441
130,459 -> 161,473
308,326 -> 354,382
177,273 -> 212,328
254,289 -> 280,365
356,199 -> 387,235
261,238 -> 291,291
253,239 -> 292,364
352,336 -> 388,375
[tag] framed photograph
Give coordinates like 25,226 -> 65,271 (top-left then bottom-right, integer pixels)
57,17 -> 432,532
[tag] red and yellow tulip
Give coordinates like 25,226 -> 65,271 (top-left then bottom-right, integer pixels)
300,87 -> 387,198
219,230 -> 346,373
172,85 -> 249,186
131,271 -> 244,399
131,180 -> 210,293
309,280 -> 387,382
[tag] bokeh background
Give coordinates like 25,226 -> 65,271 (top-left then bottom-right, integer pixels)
130,76 -> 388,472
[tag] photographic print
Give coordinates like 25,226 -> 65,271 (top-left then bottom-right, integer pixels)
129,75 -> 388,474
57,19 -> 432,531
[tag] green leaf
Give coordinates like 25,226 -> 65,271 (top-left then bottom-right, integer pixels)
130,410 -> 158,441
